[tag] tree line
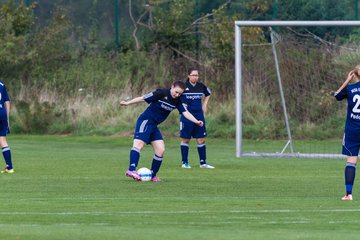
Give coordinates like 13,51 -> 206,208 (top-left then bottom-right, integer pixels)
0,0 -> 359,136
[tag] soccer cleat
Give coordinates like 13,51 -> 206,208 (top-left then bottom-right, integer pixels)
200,164 -> 215,169
151,176 -> 161,182
181,162 -> 191,169
341,194 -> 353,201
1,168 -> 14,174
125,170 -> 141,181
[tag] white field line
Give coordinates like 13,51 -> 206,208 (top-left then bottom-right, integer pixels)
1,209 -> 360,215
0,197 -> 290,201
2,196 -> 340,201
2,220 -> 360,227
2,176 -> 338,180
0,223 -> 111,228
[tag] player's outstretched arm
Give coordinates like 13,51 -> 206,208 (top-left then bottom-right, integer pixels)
182,111 -> 203,127
334,70 -> 355,95
120,96 -> 145,106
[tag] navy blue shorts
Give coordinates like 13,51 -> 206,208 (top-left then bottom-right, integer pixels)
342,133 -> 360,156
0,119 -> 9,137
180,112 -> 206,139
133,117 -> 163,144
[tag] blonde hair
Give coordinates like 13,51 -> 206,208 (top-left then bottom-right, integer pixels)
353,65 -> 360,80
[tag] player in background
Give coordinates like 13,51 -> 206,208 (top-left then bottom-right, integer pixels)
120,80 -> 203,181
0,80 -> 13,174
179,68 -> 214,169
334,65 -> 360,200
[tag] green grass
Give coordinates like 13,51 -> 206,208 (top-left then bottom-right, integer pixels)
0,135 -> 358,240
242,139 -> 342,154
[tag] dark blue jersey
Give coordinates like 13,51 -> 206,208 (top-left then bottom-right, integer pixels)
142,88 -> 186,124
0,80 -> 10,120
180,80 -> 211,113
335,82 -> 360,136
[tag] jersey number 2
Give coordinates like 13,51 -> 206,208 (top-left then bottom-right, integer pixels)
352,95 -> 360,113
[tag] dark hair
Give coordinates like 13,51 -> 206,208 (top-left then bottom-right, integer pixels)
187,67 -> 199,75
172,80 -> 186,90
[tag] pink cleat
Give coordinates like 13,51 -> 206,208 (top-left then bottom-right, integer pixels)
125,170 -> 141,181
341,194 -> 353,201
151,176 -> 161,182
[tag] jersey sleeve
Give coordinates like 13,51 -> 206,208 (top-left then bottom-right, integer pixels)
180,95 -> 188,105
334,88 -> 347,101
143,89 -> 163,103
1,83 -> 9,102
203,84 -> 211,97
176,101 -> 187,114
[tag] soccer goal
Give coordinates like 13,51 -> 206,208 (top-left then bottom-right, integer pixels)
235,21 -> 360,158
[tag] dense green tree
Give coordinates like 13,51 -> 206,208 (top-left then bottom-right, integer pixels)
0,0 -> 34,78
274,0 -> 355,38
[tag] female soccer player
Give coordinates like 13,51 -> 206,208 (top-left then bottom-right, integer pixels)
0,80 -> 13,174
334,65 -> 360,200
120,80 -> 203,182
179,67 -> 214,169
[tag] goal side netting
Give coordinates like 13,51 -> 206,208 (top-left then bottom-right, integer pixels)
235,21 -> 360,159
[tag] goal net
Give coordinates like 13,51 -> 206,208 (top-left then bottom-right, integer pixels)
235,21 -> 360,158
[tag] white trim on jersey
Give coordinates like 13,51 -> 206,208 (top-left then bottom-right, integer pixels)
143,92 -> 153,99
158,100 -> 175,108
182,93 -> 204,95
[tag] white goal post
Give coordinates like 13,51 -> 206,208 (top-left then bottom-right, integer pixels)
235,21 -> 360,158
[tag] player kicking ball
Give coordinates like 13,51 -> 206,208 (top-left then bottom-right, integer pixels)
334,65 -> 360,201
120,81 -> 203,182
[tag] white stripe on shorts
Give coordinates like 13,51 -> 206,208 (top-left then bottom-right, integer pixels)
139,120 -> 148,133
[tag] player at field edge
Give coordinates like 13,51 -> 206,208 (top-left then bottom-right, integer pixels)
120,80 -> 203,182
0,79 -> 13,174
334,65 -> 360,201
179,67 -> 214,169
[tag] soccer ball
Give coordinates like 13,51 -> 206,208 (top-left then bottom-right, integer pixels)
137,167 -> 152,182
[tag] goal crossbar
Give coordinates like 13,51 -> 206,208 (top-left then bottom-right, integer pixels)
235,20 -> 360,27
235,21 -> 360,159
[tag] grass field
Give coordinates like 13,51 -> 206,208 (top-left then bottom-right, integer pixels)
0,135 -> 359,240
